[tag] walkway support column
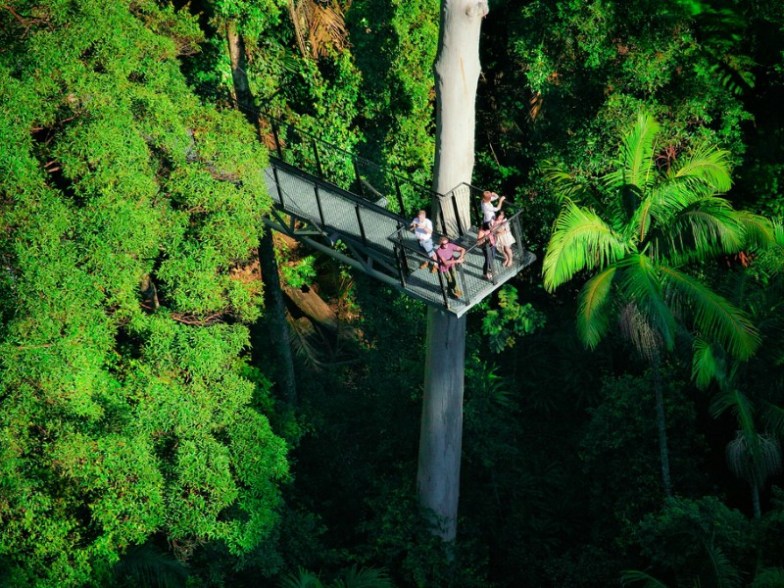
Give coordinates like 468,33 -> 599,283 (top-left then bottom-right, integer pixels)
417,0 -> 488,543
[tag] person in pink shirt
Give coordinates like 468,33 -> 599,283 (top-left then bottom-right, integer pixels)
435,235 -> 466,298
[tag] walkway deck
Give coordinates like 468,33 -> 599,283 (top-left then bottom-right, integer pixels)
263,158 -> 535,317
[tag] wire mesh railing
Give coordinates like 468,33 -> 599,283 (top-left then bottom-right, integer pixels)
386,209 -> 529,310
237,99 -> 535,312
234,100 -> 439,219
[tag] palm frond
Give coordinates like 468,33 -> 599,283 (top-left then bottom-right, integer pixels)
670,142 -> 733,194
619,302 -> 662,361
642,180 -> 705,226
576,266 -> 617,348
113,544 -> 189,588
710,389 -> 755,435
279,567 -> 325,588
542,160 -> 585,202
727,431 -> 782,487
333,566 -> 395,588
617,255 -> 677,351
735,210 -> 776,249
607,113 -> 660,191
543,201 -> 627,291
647,199 -> 745,264
703,541 -> 742,588
751,567 -> 784,587
692,337 -> 727,390
660,266 -> 760,360
620,569 -> 670,588
774,219 -> 784,247
761,402 -> 784,439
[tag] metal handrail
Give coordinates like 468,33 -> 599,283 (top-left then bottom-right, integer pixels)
232,100 -> 441,216
387,225 -> 452,305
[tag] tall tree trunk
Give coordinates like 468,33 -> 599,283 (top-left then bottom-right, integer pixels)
416,0 -> 488,543
652,352 -> 673,497
226,21 -> 297,405
751,483 -> 761,519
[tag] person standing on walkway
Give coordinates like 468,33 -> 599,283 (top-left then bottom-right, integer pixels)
481,190 -> 505,228
410,209 -> 438,273
477,224 -> 496,281
493,210 -> 516,267
435,235 -> 466,298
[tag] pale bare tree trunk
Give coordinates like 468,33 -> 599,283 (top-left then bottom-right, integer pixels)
431,0 -> 487,236
226,21 -> 298,405
416,0 -> 488,543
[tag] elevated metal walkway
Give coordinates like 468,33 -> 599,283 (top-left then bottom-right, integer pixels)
250,106 -> 536,317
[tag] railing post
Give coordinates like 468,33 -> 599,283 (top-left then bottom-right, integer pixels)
396,226 -> 411,275
355,205 -> 367,245
272,121 -> 284,161
314,183 -> 325,226
511,213 -> 524,268
394,176 -> 405,217
451,192 -> 463,236
272,165 -> 285,208
312,139 -> 324,179
393,244 -> 407,288
437,197 -> 449,236
353,159 -> 365,196
492,243 -> 500,284
457,260 -> 470,304
436,267 -> 450,309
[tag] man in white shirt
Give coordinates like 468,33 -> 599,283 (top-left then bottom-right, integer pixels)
481,190 -> 505,229
409,210 -> 438,273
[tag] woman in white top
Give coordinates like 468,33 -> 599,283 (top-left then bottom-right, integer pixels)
481,190 -> 505,228
493,210 -> 516,267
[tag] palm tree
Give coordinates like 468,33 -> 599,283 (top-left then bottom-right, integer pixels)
694,340 -> 783,519
543,113 -> 770,496
279,565 -> 395,588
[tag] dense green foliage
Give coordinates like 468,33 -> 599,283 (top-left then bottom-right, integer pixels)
1,0 -> 784,586
0,1 -> 287,585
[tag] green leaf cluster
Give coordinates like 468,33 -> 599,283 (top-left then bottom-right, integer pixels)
0,1 -> 287,585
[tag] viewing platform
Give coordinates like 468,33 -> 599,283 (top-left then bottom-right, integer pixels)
254,107 -> 536,317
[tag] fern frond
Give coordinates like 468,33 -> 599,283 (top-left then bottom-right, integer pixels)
661,267 -> 760,360
576,266 -> 617,349
543,201 -> 627,291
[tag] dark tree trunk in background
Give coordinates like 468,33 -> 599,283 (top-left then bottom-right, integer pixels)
652,352 -> 672,497
226,21 -> 297,405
